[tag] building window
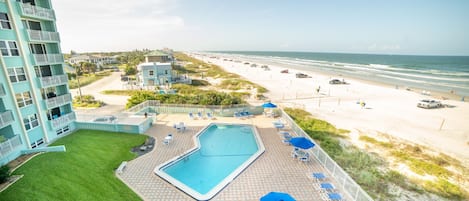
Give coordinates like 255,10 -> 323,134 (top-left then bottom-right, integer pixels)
56,126 -> 70,136
149,70 -> 154,76
0,41 -> 20,56
0,13 -> 12,30
16,91 -> 33,107
8,67 -> 27,83
30,138 -> 43,149
24,113 -> 39,131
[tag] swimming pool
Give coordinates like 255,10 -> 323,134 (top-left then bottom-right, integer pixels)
154,123 -> 265,200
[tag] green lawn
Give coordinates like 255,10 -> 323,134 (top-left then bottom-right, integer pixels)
0,130 -> 147,201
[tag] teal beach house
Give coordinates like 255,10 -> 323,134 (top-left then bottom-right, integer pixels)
137,62 -> 172,87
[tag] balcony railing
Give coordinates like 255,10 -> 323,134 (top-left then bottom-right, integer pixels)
38,74 -> 68,88
33,54 -> 64,65
45,93 -> 72,109
27,30 -> 60,42
0,110 -> 14,129
0,84 -> 5,96
19,3 -> 55,20
0,135 -> 22,158
51,112 -> 76,129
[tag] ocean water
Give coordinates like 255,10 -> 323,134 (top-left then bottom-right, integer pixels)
212,51 -> 469,97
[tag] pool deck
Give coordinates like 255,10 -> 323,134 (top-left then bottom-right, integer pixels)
118,114 -> 348,201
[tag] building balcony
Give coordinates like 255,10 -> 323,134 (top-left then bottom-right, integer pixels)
51,112 -> 76,129
0,110 -> 14,129
33,54 -> 64,65
45,93 -> 72,109
27,30 -> 60,43
38,74 -> 68,88
18,2 -> 55,21
0,135 -> 22,158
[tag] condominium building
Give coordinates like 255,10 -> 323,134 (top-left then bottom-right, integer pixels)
0,0 -> 75,165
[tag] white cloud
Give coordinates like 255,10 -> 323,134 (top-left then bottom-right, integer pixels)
53,0 -> 185,52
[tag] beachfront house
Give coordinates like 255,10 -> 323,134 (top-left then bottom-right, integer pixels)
137,62 -> 172,86
145,50 -> 173,63
68,54 -> 118,65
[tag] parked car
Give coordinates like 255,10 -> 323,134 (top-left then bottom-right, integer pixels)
329,79 -> 346,84
280,69 -> 289,73
295,73 -> 311,78
250,64 -> 257,67
121,76 -> 129,81
417,99 -> 442,109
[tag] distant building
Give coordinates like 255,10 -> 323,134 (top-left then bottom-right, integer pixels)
1,0 -> 75,165
68,54 -> 118,65
137,62 -> 172,86
144,50 -> 173,63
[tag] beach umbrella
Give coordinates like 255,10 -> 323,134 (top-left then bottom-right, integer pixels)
262,102 -> 277,108
260,192 -> 296,201
289,137 -> 315,149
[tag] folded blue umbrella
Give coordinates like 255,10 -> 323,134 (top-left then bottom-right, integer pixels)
262,102 -> 277,108
289,137 -> 315,149
260,192 -> 296,201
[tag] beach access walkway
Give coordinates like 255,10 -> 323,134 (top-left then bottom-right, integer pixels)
117,114 -> 349,201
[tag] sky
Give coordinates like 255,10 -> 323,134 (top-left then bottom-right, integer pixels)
53,0 -> 469,56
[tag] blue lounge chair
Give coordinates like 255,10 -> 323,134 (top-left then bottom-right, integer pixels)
312,172 -> 326,181
207,112 -> 215,120
320,183 -> 335,193
234,112 -> 244,119
240,111 -> 253,118
189,112 -> 196,120
197,112 -> 204,119
328,193 -> 342,201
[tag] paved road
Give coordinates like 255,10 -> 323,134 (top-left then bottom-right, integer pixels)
70,72 -> 130,115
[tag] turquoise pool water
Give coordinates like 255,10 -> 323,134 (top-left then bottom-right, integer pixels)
154,123 -> 264,200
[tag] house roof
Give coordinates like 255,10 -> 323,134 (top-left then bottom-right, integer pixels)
145,50 -> 171,57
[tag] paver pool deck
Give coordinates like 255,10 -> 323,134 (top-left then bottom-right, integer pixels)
118,114 -> 346,201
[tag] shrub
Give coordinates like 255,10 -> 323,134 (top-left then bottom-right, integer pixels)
359,135 -> 394,148
73,95 -> 104,108
125,90 -> 244,109
0,165 -> 10,183
424,179 -> 467,200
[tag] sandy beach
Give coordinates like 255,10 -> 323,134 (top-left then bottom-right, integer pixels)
192,53 -> 469,165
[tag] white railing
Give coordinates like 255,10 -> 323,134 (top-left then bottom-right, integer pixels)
0,135 -> 22,158
33,54 -> 64,65
19,3 -> 55,20
27,30 -> 60,42
39,74 -> 68,88
280,110 -> 374,201
0,110 -> 14,129
51,112 -> 76,129
45,93 -> 72,109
